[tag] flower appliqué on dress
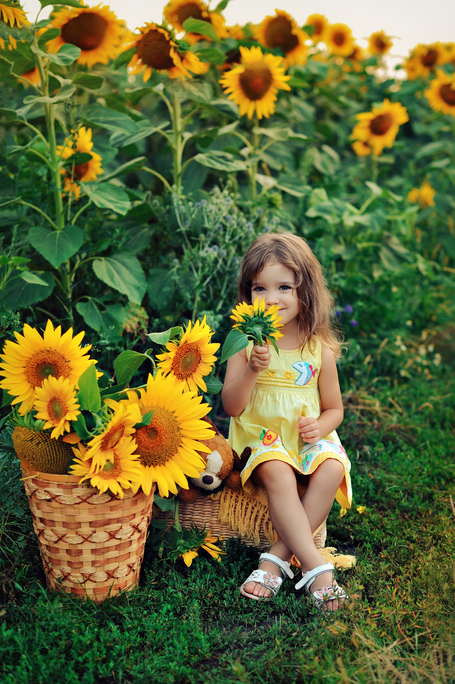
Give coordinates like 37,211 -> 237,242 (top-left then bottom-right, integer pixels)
284,371 -> 293,380
266,369 -> 276,377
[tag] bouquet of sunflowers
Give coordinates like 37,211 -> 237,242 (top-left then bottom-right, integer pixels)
0,317 -> 221,502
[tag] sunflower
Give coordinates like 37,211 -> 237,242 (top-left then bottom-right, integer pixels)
57,127 -> 103,200
323,22 -> 355,57
0,320 -> 94,415
305,13 -> 328,43
181,531 -> 225,566
127,23 -> 207,82
156,317 -> 219,393
85,402 -> 142,470
404,42 -> 445,80
425,69 -> 455,117
230,298 -> 283,346
44,3 -> 128,68
219,45 -> 291,120
0,0 -> 29,28
351,99 -> 408,156
33,376 -> 80,440
255,10 -> 309,67
407,182 -> 436,208
367,30 -> 393,57
70,442 -> 142,498
123,372 -> 213,498
352,140 -> 372,157
163,0 -> 228,44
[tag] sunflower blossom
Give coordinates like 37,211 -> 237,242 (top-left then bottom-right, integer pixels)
255,9 -> 309,67
33,375 -> 80,440
230,299 -> 283,346
163,0 -> 228,44
323,22 -> 355,57
407,182 -> 436,208
404,42 -> 446,80
157,317 -> 219,393
219,45 -> 291,120
351,99 -> 408,156
44,3 -> 129,68
425,69 -> 455,117
126,22 -> 208,82
85,402 -> 142,471
367,30 -> 393,57
70,442 -> 142,499
0,0 -> 29,28
305,14 -> 328,43
181,531 -> 225,566
57,127 -> 103,200
123,372 -> 214,498
0,320 -> 94,415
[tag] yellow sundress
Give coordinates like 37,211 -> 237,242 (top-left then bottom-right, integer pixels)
228,338 -> 352,508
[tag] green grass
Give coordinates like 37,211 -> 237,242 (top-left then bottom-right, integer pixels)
1,373 -> 454,684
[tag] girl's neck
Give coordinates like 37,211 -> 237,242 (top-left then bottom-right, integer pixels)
277,319 -> 302,350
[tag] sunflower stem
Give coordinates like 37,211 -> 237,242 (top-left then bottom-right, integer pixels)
171,93 -> 184,195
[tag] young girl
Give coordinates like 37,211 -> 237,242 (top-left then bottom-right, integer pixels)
222,233 -> 352,611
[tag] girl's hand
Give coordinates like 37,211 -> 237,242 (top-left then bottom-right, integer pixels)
297,416 -> 321,444
248,344 -> 270,374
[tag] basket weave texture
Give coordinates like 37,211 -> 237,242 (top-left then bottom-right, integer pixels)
21,466 -> 155,602
156,489 -> 327,549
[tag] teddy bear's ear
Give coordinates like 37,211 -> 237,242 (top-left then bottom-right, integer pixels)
238,447 -> 252,469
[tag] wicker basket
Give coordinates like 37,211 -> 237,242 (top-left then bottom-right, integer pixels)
155,489 -> 327,550
21,466 -> 155,602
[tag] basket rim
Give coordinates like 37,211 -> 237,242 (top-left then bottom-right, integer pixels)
21,466 -> 81,484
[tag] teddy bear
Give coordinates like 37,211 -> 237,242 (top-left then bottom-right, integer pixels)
177,419 -> 251,502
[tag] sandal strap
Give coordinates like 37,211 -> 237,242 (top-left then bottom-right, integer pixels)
295,562 -> 334,592
259,552 -> 294,579
311,583 -> 348,610
241,569 -> 283,598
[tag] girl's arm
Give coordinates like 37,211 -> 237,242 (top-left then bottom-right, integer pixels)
297,345 -> 344,443
222,344 -> 270,417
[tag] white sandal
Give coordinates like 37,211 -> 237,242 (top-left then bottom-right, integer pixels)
240,552 -> 294,601
295,562 -> 348,610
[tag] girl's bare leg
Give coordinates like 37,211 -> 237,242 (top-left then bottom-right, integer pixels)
243,459 -> 345,609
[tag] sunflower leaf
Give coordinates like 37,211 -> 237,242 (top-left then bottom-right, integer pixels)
147,327 -> 183,347
113,350 -> 149,386
83,182 -> 131,215
77,364 -> 101,413
28,225 -> 84,269
39,0 -> 84,8
193,151 -> 249,172
204,370 -> 223,394
134,411 -> 154,429
182,18 -> 220,43
92,253 -> 146,304
72,73 -> 104,90
72,412 -> 90,442
220,329 -> 249,364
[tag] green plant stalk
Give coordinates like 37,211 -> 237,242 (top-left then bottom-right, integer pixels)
171,94 -> 184,194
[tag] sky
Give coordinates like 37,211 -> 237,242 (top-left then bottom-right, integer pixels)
23,0 -> 455,65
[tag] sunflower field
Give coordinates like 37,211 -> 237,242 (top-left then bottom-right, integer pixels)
0,1 -> 454,682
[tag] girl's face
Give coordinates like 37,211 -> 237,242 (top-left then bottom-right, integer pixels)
251,261 -> 300,330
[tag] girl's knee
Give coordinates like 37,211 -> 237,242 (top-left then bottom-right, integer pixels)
319,458 -> 345,486
254,460 -> 297,490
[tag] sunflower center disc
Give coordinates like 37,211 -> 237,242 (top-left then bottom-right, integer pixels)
174,2 -> 206,25
101,424 -> 125,451
62,13 -> 108,51
70,161 -> 91,181
239,64 -> 274,100
333,31 -> 347,47
421,49 -> 438,67
265,16 -> 298,53
171,343 -> 202,379
137,29 -> 176,70
49,398 -> 65,421
440,84 -> 455,106
370,113 -> 393,136
25,350 -> 71,388
134,406 -> 181,466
